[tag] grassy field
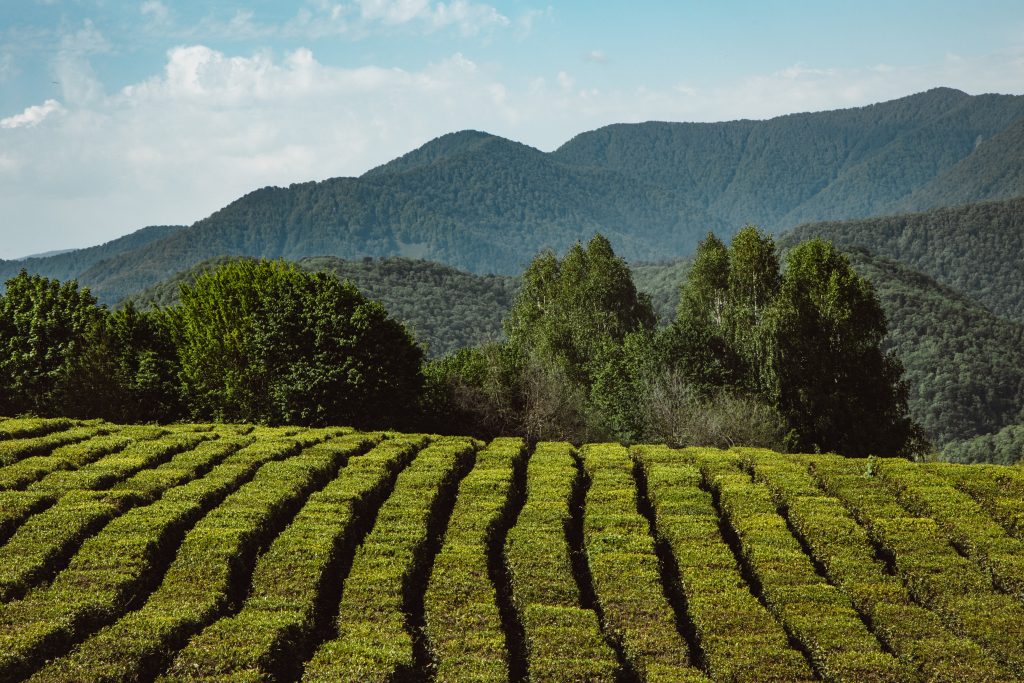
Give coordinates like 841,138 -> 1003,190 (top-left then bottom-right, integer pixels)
0,417 -> 1022,682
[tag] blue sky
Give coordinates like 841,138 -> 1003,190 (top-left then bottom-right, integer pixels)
2,0 -> 1023,259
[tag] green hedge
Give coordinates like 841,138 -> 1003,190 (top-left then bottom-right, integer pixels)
741,449 -> 1008,680
633,445 -> 814,683
810,457 -> 1024,676
505,442 -> 619,683
0,423 -> 112,467
15,429 -> 347,683
301,436 -> 477,682
582,443 -> 708,682
0,426 -> 167,491
423,436 -> 525,683
158,435 -> 434,682
0,418 -> 77,441
0,434 -> 242,601
925,463 -> 1024,540
694,448 -> 906,682
873,459 -> 1024,600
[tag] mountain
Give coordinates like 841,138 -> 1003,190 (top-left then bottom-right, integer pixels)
9,88 -> 1024,303
897,116 -> 1024,212
782,196 -> 1024,323
0,225 -> 184,290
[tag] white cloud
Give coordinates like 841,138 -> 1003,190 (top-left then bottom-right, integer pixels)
140,0 -> 171,24
585,50 -> 607,64
354,0 -> 507,34
0,52 -> 14,82
0,99 -> 64,129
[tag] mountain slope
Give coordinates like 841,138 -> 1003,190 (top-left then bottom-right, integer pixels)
13,89 -> 1024,304
783,197 -> 1024,323
896,115 -> 1024,212
0,225 -> 184,290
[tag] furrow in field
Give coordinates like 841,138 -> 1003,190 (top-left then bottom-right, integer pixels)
0,423 -> 114,468
5,429 -> 344,683
923,463 -> 1024,541
581,443 -> 709,682
0,426 -> 168,491
739,448 -> 1009,681
633,445 -> 815,682
155,434 -> 430,682
693,449 -> 908,682
0,435 -> 243,602
422,437 -> 526,683
809,456 -> 1024,677
504,442 -> 619,682
300,436 -> 478,682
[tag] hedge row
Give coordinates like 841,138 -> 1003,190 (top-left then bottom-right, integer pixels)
423,436 -> 526,683
872,459 -> 1024,601
0,431 -> 210,557
0,418 -> 76,441
809,457 -> 1024,676
581,443 -> 707,683
0,434 -> 244,602
19,429 -> 347,683
634,446 -> 814,682
504,442 -> 619,682
694,449 -> 906,682
0,426 -> 167,491
740,449 -> 1008,681
302,436 -> 477,682
0,423 -> 113,467
924,462 -> 1024,542
159,435 -> 432,682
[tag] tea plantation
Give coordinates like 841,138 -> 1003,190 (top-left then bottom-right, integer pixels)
0,417 -> 1022,681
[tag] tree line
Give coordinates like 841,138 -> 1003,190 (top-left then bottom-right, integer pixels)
0,230 -> 925,457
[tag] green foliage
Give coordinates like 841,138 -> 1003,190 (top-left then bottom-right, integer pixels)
784,196 -> 1024,324
770,240 -> 920,456
129,255 -> 519,358
0,272 -> 105,417
4,426 -> 1024,681
168,259 -> 423,427
666,231 -> 921,457
943,423 -> 1024,465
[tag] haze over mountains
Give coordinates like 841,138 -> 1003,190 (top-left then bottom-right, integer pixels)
4,87 -> 1024,303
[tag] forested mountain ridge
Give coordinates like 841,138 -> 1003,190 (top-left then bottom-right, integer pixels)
0,225 -> 183,288
783,196 -> 1024,323
6,88 -> 1024,303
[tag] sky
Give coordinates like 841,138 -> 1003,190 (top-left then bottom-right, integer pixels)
1,1 -> 1023,259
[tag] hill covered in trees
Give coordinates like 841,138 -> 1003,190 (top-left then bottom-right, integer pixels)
784,196 -> 1024,323
5,88 -> 1024,303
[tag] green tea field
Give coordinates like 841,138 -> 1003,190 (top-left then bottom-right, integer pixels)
0,417 -> 1023,682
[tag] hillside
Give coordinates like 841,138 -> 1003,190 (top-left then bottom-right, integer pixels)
1,420 -> 1023,681
944,423 -> 1024,465
0,225 -> 183,290
9,88 -> 1024,303
783,196 -> 1024,323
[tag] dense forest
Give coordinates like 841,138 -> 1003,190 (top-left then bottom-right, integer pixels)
784,196 -> 1024,322
3,89 -> 1024,303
